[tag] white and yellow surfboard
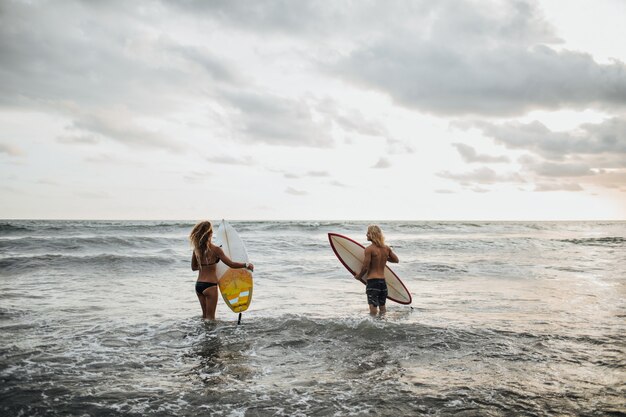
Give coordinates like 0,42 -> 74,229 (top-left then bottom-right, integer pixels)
215,220 -> 253,313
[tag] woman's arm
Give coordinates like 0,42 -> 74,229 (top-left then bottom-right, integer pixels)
213,246 -> 254,271
191,252 -> 199,271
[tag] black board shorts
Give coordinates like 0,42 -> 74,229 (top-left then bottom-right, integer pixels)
366,279 -> 388,306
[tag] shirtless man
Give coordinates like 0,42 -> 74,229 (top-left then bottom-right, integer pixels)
354,225 -> 399,315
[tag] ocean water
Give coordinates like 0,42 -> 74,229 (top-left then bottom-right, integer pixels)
0,220 -> 624,416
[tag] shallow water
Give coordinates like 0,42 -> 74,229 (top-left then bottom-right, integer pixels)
1,220 -> 625,416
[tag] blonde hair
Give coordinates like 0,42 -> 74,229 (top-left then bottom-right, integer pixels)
190,220 -> 213,267
367,224 -> 385,247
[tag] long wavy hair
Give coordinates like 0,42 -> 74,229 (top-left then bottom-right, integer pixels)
189,220 -> 213,267
367,224 -> 385,247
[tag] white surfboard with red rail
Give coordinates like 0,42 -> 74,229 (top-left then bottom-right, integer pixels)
328,232 -> 412,305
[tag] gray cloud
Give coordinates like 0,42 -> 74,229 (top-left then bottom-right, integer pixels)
277,170 -> 330,179
0,2 -> 179,110
184,171 -> 212,184
221,90 -> 333,147
475,118 -> 626,158
372,157 -> 391,169
534,182 -> 583,192
2,0 -> 626,158
520,159 -> 595,178
286,187 -> 307,196
84,153 -> 138,167
316,101 -> 389,138
451,117 -> 626,190
165,0 -> 430,39
165,41 -> 242,84
329,180 -> 348,187
471,187 -> 490,193
586,171 -> 626,190
206,155 -> 254,165
330,1 -> 626,116
70,111 -> 183,152
438,167 -> 525,185
306,171 -> 330,177
282,172 -> 300,179
57,134 -> 101,145
0,143 -> 24,157
453,143 -> 509,163
339,44 -> 626,116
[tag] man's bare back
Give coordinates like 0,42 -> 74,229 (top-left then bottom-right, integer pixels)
362,244 -> 399,279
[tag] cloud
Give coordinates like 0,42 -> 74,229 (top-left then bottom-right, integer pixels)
435,189 -> 455,194
306,171 -> 330,177
329,180 -> 348,187
184,171 -> 212,184
438,167 -> 525,185
57,134 -> 101,145
331,1 -> 626,116
206,155 -> 254,165
316,102 -> 388,138
69,110 -> 183,152
372,157 -> 391,169
471,187 -> 490,193
166,0 -> 416,39
0,2 -> 180,110
282,172 -> 300,179
84,153 -> 132,165
520,158 -> 595,177
221,90 -> 333,147
585,170 -> 626,190
164,41 -> 242,84
0,1 -> 247,148
275,170 -> 330,179
338,45 -> 626,116
0,143 -> 24,157
451,117 -> 626,190
534,182 -> 584,192
453,143 -> 509,163
4,0 -> 624,156
475,118 -> 626,158
286,186 -> 307,196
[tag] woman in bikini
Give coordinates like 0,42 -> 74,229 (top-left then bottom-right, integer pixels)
189,221 -> 254,320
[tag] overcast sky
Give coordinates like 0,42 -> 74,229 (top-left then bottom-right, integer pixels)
1,0 -> 625,220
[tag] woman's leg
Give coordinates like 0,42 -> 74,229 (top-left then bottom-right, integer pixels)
203,286 -> 219,320
197,293 -> 207,318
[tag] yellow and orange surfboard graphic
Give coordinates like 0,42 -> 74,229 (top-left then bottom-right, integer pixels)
215,220 -> 254,314
218,267 -> 253,313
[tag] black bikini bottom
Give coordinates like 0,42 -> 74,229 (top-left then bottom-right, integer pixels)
196,281 -> 217,295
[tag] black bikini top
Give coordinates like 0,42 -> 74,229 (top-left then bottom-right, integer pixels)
197,248 -> 220,267
201,258 -> 220,267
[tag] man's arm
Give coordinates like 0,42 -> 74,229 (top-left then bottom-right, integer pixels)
355,248 -> 372,280
387,247 -> 399,263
